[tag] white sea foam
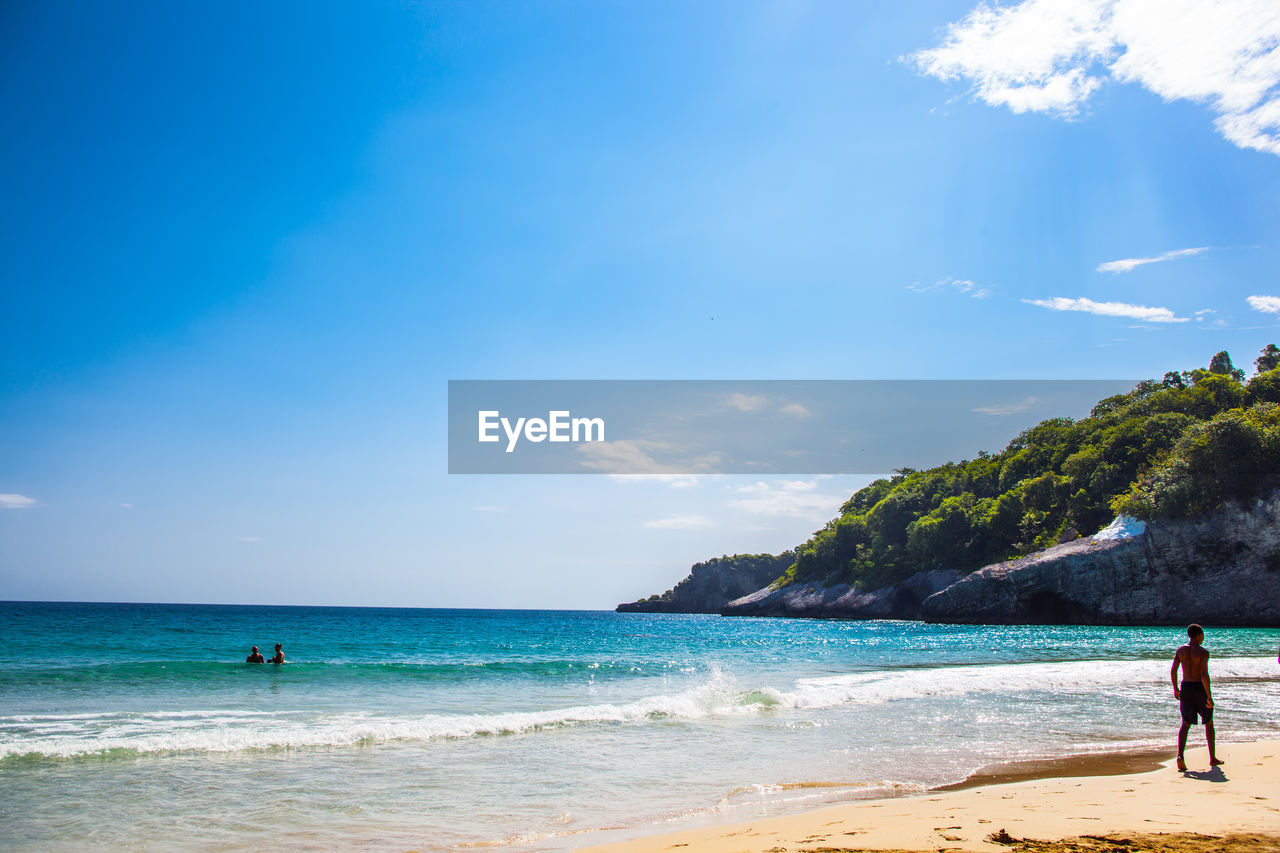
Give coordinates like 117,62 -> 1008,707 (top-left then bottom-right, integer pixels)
786,655 -> 1280,710
3,657 -> 1274,760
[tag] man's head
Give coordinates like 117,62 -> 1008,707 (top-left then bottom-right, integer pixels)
251,646 -> 259,654
275,643 -> 282,651
1187,624 -> 1204,643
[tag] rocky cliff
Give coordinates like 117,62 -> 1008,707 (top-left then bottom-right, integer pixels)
629,493 -> 1280,625
720,568 -> 963,620
921,495 -> 1280,626
616,552 -> 794,613
718,495 -> 1280,625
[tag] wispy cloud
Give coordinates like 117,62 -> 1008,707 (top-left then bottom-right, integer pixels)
1097,247 -> 1210,273
907,278 -> 994,299
974,396 -> 1042,415
724,393 -> 815,419
644,514 -> 716,530
120,503 -> 134,509
578,440 -> 725,475
725,392 -> 768,412
609,474 -> 702,488
1023,296 -> 1188,323
0,494 -> 37,509
1247,295 -> 1280,314
234,536 -> 263,543
728,480 -> 844,519
779,402 -> 812,418
910,0 -> 1280,156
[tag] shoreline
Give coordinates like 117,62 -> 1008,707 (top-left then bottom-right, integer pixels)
576,739 -> 1280,852
936,745 -> 1176,792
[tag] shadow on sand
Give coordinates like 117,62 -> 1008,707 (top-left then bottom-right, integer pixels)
1183,765 -> 1228,782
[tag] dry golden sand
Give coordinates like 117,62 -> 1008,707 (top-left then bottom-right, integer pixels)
578,741 -> 1280,853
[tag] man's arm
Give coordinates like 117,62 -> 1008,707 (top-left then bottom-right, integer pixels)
1171,651 -> 1181,698
1200,650 -> 1212,707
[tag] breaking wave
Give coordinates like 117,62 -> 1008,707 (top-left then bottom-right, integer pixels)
4,656 -> 1274,763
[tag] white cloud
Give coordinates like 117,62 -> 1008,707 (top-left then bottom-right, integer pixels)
952,279 -> 994,299
0,494 -> 37,509
609,474 -> 702,488
1247,294 -> 1280,314
579,440 -> 665,472
579,440 -> 724,475
911,0 -> 1280,155
907,278 -> 994,298
120,503 -> 134,509
728,480 -> 844,518
974,396 -> 1042,415
725,392 -> 768,412
234,536 -> 263,543
735,480 -> 818,495
779,402 -> 812,418
1097,246 -> 1210,273
644,514 -> 716,530
1022,296 -> 1189,322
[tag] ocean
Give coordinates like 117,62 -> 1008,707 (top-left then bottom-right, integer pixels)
2,602 -> 1278,851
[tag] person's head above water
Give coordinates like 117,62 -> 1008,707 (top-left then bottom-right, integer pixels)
251,646 -> 259,654
1187,623 -> 1204,643
275,643 -> 282,651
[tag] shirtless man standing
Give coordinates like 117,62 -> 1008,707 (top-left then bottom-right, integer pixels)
1171,623 -> 1223,772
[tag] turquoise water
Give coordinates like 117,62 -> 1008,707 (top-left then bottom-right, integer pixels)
2,602 -> 1278,850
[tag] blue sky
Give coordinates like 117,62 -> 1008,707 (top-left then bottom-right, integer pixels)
3,1 -> 1279,608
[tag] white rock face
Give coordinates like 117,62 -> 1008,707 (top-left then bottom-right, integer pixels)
1092,515 -> 1147,541
924,491 -> 1280,625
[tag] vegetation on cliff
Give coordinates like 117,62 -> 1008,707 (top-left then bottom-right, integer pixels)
781,348 -> 1280,592
620,551 -> 796,611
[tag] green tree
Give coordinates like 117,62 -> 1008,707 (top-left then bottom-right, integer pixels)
1208,350 -> 1246,383
1255,344 -> 1280,374
775,352 -> 1280,594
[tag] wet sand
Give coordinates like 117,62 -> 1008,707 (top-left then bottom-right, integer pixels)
578,741 -> 1280,852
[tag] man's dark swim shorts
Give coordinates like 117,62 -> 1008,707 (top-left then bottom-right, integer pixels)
1180,681 -> 1212,725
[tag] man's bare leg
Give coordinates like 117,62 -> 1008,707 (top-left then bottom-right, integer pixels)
1207,723 -> 1223,765
1177,722 -> 1190,771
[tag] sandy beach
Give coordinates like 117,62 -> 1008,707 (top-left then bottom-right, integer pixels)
580,741 -> 1280,852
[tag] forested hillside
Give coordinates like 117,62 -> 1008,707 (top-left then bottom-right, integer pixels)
780,347 -> 1280,592
618,551 -> 797,612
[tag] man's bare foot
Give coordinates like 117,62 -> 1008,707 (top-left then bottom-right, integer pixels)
1210,758 -> 1225,766
1177,757 -> 1187,772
